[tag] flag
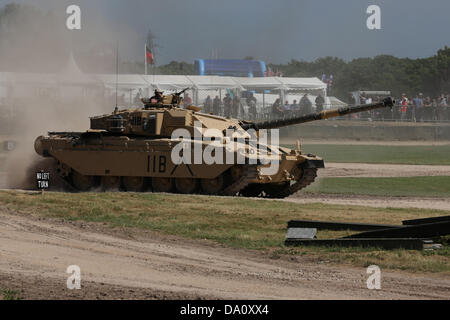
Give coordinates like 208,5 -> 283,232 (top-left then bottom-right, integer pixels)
265,67 -> 274,77
146,45 -> 154,65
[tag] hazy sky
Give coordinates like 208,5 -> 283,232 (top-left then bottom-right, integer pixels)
3,0 -> 450,64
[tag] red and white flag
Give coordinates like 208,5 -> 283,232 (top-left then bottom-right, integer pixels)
146,45 -> 154,65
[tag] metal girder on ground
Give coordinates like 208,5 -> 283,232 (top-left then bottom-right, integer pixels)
284,238 -> 427,250
345,221 -> 450,239
284,216 -> 449,250
287,220 -> 397,231
402,216 -> 450,226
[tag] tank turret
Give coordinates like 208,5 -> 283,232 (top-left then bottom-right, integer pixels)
89,87 -> 205,136
241,97 -> 394,130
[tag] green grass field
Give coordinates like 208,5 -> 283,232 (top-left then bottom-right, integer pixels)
0,289 -> 21,300
304,176 -> 450,197
283,144 -> 450,165
0,191 -> 448,273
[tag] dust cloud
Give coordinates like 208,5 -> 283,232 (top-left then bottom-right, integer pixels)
0,2 -> 136,188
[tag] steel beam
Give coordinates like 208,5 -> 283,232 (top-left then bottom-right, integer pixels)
287,220 -> 397,231
284,238 -> 426,250
345,221 -> 450,239
402,216 -> 450,226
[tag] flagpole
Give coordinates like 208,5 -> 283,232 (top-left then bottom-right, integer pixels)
145,44 -> 147,75
115,40 -> 119,109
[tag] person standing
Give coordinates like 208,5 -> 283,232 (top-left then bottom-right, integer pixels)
400,93 -> 408,121
272,98 -> 284,118
327,75 -> 333,94
232,94 -> 241,118
438,94 -> 448,121
246,92 -> 257,106
246,93 -> 257,120
183,93 -> 193,107
213,95 -> 221,115
223,93 -> 233,117
432,98 -> 439,121
283,100 -> 291,117
204,95 -> 213,113
134,92 -> 142,106
423,96 -> 432,121
412,93 -> 424,122
299,94 -> 312,115
290,99 -> 299,116
315,94 -> 325,113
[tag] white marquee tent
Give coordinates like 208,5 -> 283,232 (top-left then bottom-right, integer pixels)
0,70 -> 330,109
93,74 -> 326,94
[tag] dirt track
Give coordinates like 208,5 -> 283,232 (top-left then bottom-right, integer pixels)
281,139 -> 450,146
321,162 -> 450,178
287,193 -> 450,211
0,209 -> 449,300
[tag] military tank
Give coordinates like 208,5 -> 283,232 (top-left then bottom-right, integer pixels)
33,90 -> 394,198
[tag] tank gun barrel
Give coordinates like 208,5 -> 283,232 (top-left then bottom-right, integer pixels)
242,97 -> 394,130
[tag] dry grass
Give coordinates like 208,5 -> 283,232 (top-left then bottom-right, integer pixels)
0,190 -> 448,274
304,176 -> 450,197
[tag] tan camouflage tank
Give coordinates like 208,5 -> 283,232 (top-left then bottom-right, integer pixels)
33,89 -> 393,198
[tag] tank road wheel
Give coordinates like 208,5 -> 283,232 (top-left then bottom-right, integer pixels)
72,171 -> 95,191
200,175 -> 224,195
123,176 -> 146,192
240,184 -> 264,197
101,176 -> 121,191
175,178 -> 199,194
262,183 -> 290,198
152,178 -> 174,193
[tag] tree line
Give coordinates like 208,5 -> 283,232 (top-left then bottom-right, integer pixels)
135,47 -> 450,102
269,48 -> 450,101
148,48 -> 449,102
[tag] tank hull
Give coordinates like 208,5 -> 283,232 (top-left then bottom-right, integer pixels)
34,132 -> 323,196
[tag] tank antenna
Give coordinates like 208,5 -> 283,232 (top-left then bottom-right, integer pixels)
115,40 -> 119,111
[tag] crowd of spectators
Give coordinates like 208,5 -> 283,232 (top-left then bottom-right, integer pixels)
201,91 -> 450,122
202,92 -> 326,120
351,93 -> 450,122
271,93 -> 325,119
203,93 -> 245,119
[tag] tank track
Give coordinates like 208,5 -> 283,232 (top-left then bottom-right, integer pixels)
266,168 -> 318,198
220,165 -> 258,196
29,158 -> 313,198
32,158 -> 258,196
